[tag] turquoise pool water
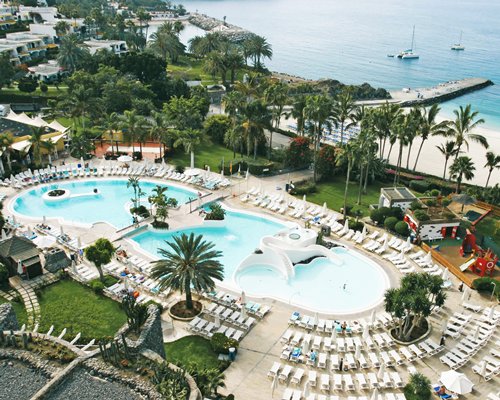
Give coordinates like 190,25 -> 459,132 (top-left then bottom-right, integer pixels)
131,210 -> 388,313
12,179 -> 197,228
236,247 -> 388,314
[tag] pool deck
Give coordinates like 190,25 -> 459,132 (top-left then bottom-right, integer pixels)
1,161 -> 499,400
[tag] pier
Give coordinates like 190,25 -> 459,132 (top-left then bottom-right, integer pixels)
388,77 -> 493,106
188,13 -> 254,42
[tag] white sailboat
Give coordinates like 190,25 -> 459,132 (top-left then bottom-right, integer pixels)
451,31 -> 465,50
398,25 -> 419,59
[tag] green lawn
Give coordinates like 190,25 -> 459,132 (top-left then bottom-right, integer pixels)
0,295 -> 27,327
168,142 -> 269,172
297,176 -> 388,216
38,280 -> 127,343
476,215 -> 500,242
164,335 -> 220,370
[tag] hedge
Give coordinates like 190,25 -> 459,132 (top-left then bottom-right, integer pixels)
210,332 -> 239,354
395,221 -> 410,237
409,180 -> 431,193
384,217 -> 398,231
472,277 -> 500,299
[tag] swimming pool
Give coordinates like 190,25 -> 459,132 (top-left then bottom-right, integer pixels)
12,179 -> 197,228
130,208 -> 389,314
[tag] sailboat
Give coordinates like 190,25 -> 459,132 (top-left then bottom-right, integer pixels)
398,25 -> 419,59
451,31 -> 465,50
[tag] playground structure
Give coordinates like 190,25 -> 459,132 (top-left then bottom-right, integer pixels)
459,230 -> 498,277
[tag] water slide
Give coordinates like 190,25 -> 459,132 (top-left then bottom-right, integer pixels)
459,257 -> 476,272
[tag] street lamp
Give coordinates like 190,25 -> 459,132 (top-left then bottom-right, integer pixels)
491,282 -> 497,301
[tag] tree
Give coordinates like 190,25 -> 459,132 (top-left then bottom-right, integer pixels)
243,35 -> 273,69
449,156 -> 475,193
121,293 -> 148,334
289,94 -> 307,136
149,28 -> 185,63
29,126 -> 46,166
174,128 -> 203,169
338,140 -> 358,219
241,100 -> 271,160
304,95 -> 333,182
127,176 -> 145,210
17,76 -> 38,93
69,131 -> 95,159
57,34 -> 90,72
385,273 -> 446,341
484,151 -> 500,187
332,90 -> 357,145
54,20 -> 71,36
85,238 -> 115,282
0,53 -> 16,91
404,373 -> 432,400
204,114 -> 232,144
150,233 -> 223,310
0,132 -> 15,171
206,369 -> 226,396
436,141 -> 459,181
189,32 -> 224,57
412,104 -> 448,171
391,111 -> 419,185
61,84 -> 96,132
447,104 -> 487,161
119,110 -> 146,154
264,82 -> 289,159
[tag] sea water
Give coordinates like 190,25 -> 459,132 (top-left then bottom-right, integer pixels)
176,0 -> 500,129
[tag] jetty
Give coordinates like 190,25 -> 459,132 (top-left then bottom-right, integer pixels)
188,13 -> 254,42
388,77 -> 493,106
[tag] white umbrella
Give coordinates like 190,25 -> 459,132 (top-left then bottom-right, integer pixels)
472,325 -> 480,341
241,305 -> 247,319
77,237 -> 82,249
241,291 -> 246,305
220,169 -> 224,177
245,168 -> 249,180
362,323 -> 370,339
370,310 -> 376,326
302,194 -> 307,209
343,219 -> 349,231
214,315 -> 221,329
302,381 -> 310,398
424,252 -> 433,264
354,344 -> 361,359
314,312 -> 319,327
439,370 -> 474,394
59,226 -> 64,236
117,155 -> 133,162
479,361 -> 487,379
321,202 -> 327,214
237,164 -> 241,176
1,229 -> 7,240
370,388 -> 379,400
33,235 -> 56,249
17,260 -> 23,275
271,375 -> 278,397
461,286 -> 469,302
377,364 -> 385,379
42,215 -> 47,224
442,268 -> 450,281
360,225 -> 367,240
331,327 -> 337,341
487,306 -> 496,320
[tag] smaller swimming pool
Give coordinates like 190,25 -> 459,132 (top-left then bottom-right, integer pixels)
12,179 -> 197,228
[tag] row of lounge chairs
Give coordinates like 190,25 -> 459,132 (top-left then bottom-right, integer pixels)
472,353 -> 500,381
205,302 -> 256,331
188,316 -> 245,341
204,290 -> 271,318
282,390 -> 405,400
34,223 -> 81,251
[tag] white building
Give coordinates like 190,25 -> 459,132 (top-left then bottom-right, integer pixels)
0,3 -> 16,30
28,60 -> 64,82
0,32 -> 53,65
84,39 -> 128,56
18,5 -> 59,23
378,187 -> 417,211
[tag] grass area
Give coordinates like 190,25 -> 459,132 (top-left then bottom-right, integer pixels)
475,215 -> 500,241
0,295 -> 28,327
298,176 -> 388,216
0,85 -> 67,97
38,280 -> 127,343
168,142 -> 269,172
164,335 -> 220,370
89,275 -> 119,288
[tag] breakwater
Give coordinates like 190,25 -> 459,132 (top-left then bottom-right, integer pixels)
188,12 -> 254,42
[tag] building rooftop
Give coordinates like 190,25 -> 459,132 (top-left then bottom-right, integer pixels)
381,187 -> 417,201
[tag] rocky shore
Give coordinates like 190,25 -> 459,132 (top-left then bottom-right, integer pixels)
188,12 -> 254,42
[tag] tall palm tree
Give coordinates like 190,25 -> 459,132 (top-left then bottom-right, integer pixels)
436,141 -> 459,180
54,20 -> 71,37
449,156 -> 476,193
332,90 -> 357,145
149,30 -> 185,63
57,34 -> 89,72
484,151 -> 500,187
264,81 -> 289,159
97,112 -> 120,154
304,94 -> 332,182
119,110 -> 145,154
447,104 -> 487,161
391,112 -> 419,185
29,126 -> 46,166
0,132 -> 15,171
224,49 -> 244,83
244,35 -> 273,69
62,85 -> 96,132
338,140 -> 358,219
189,32 -> 223,57
151,233 -> 223,310
289,94 -> 307,136
412,104 -> 448,171
174,128 -> 203,169
372,102 -> 402,159
203,51 -> 227,83
241,100 -> 271,160
147,111 -> 168,158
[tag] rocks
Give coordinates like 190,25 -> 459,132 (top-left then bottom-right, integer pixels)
0,303 -> 19,331
188,13 -> 255,42
0,359 -> 49,400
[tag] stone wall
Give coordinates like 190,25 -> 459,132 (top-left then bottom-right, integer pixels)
117,304 -> 166,359
0,303 -> 19,332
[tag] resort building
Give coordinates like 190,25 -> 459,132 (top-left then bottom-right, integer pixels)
0,235 -> 43,279
28,60 -> 65,83
83,39 -> 128,56
378,187 -> 417,211
0,3 -> 16,30
0,31 -> 53,65
404,207 -> 461,242
17,5 -> 59,23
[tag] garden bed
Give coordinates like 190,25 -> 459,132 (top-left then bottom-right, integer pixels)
168,300 -> 202,320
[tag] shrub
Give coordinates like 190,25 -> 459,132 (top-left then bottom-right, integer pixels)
403,372 -> 432,400
413,210 -> 430,221
143,299 -> 164,313
395,221 -> 410,236
204,203 -> 225,221
131,205 -> 150,218
175,165 -> 185,173
286,136 -> 312,168
0,263 -> 8,285
350,220 -> 364,232
472,277 -> 500,299
370,208 -> 386,225
409,180 -> 430,193
388,207 -> 403,220
441,198 -> 452,208
430,189 -> 440,197
210,332 -> 239,354
410,200 -> 423,211
291,181 -> 317,195
316,144 -> 336,177
425,199 -> 437,207
151,220 -> 169,229
442,211 -> 455,221
89,275 -> 118,288
384,216 -> 398,231
203,114 -> 231,144
132,151 -> 143,161
246,161 -> 274,176
89,280 -> 105,294
40,83 -> 48,93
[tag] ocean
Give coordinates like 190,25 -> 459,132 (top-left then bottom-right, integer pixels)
172,0 -> 500,129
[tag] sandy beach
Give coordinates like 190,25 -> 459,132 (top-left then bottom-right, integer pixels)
280,114 -> 500,187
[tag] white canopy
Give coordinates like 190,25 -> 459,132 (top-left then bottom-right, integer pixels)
439,370 -> 474,394
33,235 -> 57,249
117,155 -> 133,162
11,140 -> 31,152
47,120 -> 69,132
44,133 -> 67,144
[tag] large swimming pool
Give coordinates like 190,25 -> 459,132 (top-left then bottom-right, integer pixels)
131,208 -> 389,314
12,179 -> 197,228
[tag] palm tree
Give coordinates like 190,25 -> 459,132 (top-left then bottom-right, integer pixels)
189,32 -> 224,57
264,82 -> 289,159
0,132 -> 15,171
127,176 -> 145,209
391,112 -> 419,185
57,34 -> 89,72
373,103 -> 402,159
151,233 -> 223,310
484,151 -> 500,187
174,128 -> 203,169
61,85 -> 96,132
42,139 -> 57,164
241,100 -> 271,159
54,20 -> 71,37
147,111 -> 168,159
304,94 -> 332,182
449,156 -> 476,193
244,35 -> 273,69
338,140 -> 358,219
97,112 -> 120,154
149,30 -> 185,63
289,94 -> 307,136
203,51 -> 227,83
225,49 -> 244,83
206,369 -> 226,396
412,104 -> 448,171
29,126 -> 46,166
119,110 -> 145,154
404,373 -> 432,400
332,90 -> 357,145
436,141 -> 459,180
447,104 -> 487,161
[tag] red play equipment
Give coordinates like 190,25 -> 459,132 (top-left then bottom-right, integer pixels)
460,230 -> 498,277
